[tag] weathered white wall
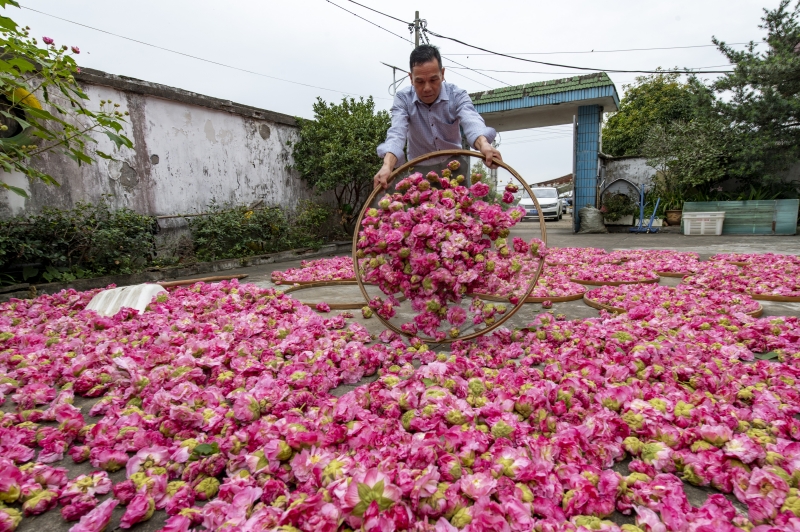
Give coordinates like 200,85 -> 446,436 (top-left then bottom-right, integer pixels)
604,156 -> 654,187
0,75 -> 319,219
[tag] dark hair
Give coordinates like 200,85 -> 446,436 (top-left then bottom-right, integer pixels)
410,44 -> 442,71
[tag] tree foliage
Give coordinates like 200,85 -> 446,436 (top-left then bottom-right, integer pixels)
602,72 -> 714,157
642,118 -> 732,189
290,97 -> 390,233
712,0 -> 800,185
0,1 -> 133,196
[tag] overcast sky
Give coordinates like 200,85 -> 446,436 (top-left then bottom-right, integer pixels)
13,0 -> 774,184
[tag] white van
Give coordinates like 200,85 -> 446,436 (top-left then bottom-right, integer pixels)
518,187 -> 563,221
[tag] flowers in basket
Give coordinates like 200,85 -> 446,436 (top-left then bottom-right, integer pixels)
356,161 -> 543,340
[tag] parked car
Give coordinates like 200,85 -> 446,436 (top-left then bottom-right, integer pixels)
519,187 -> 563,221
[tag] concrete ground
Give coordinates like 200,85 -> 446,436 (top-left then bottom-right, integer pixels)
8,214 -> 799,530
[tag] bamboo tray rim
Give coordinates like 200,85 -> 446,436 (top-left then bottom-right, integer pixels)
469,291 -> 585,303
582,293 -> 763,317
571,276 -> 660,286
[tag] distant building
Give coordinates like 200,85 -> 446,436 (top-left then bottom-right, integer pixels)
534,173 -> 573,188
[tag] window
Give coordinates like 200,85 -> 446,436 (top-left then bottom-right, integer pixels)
532,189 -> 558,199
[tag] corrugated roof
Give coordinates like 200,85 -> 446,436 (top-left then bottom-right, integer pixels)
469,72 -> 615,105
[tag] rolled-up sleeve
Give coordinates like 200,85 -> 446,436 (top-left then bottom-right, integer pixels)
454,88 -> 496,148
376,94 -> 409,166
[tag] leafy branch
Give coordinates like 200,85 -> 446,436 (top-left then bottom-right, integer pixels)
0,1 -> 133,197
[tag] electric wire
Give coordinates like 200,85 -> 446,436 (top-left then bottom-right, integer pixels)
324,0 -> 413,43
18,4 -> 393,101
424,28 -> 736,74
323,2 -> 500,90
335,0 -> 740,74
445,64 -> 735,75
445,43 -> 753,55
340,0 -> 412,25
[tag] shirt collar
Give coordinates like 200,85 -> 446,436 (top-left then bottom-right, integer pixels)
412,82 -> 450,106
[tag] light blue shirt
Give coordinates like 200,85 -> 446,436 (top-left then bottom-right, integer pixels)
377,81 -> 496,167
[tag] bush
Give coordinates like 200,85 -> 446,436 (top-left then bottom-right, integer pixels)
600,193 -> 638,221
0,198 -> 158,283
187,201 -> 336,261
0,199 -> 340,284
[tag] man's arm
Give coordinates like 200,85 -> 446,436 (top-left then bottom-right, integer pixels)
453,89 -> 502,168
375,94 -> 409,189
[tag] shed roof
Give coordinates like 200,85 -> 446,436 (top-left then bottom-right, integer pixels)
469,72 -> 616,105
468,72 -> 619,132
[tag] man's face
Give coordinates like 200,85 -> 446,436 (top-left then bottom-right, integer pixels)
410,60 -> 444,105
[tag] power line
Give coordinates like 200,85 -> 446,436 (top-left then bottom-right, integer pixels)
321,3 -> 501,90
424,28 -> 736,74
325,0 -> 412,43
445,64 -> 735,75
442,57 -> 510,87
444,43 -> 754,56
18,4 -> 392,101
341,0 -> 412,25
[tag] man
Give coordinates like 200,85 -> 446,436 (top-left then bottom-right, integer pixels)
373,44 -> 501,190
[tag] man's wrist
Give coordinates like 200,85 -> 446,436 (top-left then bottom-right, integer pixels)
474,136 -> 488,150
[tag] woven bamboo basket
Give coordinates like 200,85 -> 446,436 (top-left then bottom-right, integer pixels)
469,291 -> 585,304
749,293 -> 800,302
282,281 -> 407,310
353,149 -> 546,344
571,276 -> 660,286
582,294 -> 763,317
654,271 -> 690,278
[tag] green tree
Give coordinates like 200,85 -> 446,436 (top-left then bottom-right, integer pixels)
712,0 -> 800,186
0,1 -> 133,196
602,72 -> 714,156
290,96 -> 390,233
642,118 -> 732,188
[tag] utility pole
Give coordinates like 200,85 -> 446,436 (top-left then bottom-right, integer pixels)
414,11 -> 420,47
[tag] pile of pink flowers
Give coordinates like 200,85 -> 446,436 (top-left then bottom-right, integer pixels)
585,283 -> 762,318
470,261 -> 586,301
1,248 -> 800,530
711,253 -> 800,266
684,259 -> 800,299
546,247 -> 612,266
567,260 -> 660,285
270,257 -> 355,284
356,161 -> 539,340
607,249 -> 701,275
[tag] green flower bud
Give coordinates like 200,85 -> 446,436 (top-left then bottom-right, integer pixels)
491,420 -> 513,439
195,477 -> 220,499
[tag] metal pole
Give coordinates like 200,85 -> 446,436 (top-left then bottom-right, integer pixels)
414,11 -> 420,47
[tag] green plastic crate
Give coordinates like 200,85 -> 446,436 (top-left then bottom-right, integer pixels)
682,200 -> 799,235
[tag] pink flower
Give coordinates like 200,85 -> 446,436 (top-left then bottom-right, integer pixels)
343,468 -> 402,518
119,492 -> 155,528
22,490 -> 58,516
459,472 -> 497,499
70,498 -> 118,532
470,182 -> 490,197
0,507 -> 22,532
89,448 -> 128,472
160,515 -> 192,532
61,494 -> 98,521
316,302 -> 331,313
71,46 -> 80,54
233,393 -> 261,422
42,36 -> 54,45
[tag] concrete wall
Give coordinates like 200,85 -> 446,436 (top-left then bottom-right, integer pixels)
0,69 -> 319,220
603,156 -> 655,187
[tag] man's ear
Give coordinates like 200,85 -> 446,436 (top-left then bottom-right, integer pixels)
441,67 -> 446,80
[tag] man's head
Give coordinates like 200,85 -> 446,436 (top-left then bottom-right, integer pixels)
409,45 -> 444,105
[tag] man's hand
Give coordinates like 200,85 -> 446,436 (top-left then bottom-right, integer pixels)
475,136 -> 502,169
373,153 -> 398,190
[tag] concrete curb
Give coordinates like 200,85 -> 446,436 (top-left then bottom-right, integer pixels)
1,241 -> 353,302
